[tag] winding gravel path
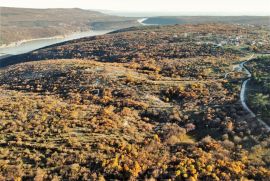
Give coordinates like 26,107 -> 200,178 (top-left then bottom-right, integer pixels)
239,54 -> 270,131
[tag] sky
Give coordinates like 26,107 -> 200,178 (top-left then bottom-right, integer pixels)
1,0 -> 270,16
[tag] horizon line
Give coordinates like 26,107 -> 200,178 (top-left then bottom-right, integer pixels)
1,6 -> 270,17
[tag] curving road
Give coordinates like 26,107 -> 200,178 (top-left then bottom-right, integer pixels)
239,54 -> 270,131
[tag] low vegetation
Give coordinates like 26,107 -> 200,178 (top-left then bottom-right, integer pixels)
246,56 -> 270,125
0,24 -> 269,180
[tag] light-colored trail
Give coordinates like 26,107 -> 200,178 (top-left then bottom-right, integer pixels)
239,54 -> 270,131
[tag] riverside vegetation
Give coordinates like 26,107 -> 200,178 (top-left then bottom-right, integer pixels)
0,24 -> 270,180
246,56 -> 270,125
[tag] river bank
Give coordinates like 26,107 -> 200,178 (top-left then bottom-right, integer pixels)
0,18 -> 154,59
137,18 -> 148,25
0,30 -> 113,59
0,35 -> 65,49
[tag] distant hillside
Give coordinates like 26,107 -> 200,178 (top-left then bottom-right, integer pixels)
2,23 -> 270,68
143,16 -> 270,25
0,7 -> 140,46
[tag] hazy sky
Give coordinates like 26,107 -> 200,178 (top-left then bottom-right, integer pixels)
1,0 -> 270,15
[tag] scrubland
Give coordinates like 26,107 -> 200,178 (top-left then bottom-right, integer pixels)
0,24 -> 270,180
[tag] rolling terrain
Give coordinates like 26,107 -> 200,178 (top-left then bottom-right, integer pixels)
2,23 -> 270,67
0,24 -> 270,180
0,7 -> 140,46
143,16 -> 270,26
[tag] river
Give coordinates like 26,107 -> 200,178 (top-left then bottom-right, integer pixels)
0,18 -> 155,60
0,30 -> 112,59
